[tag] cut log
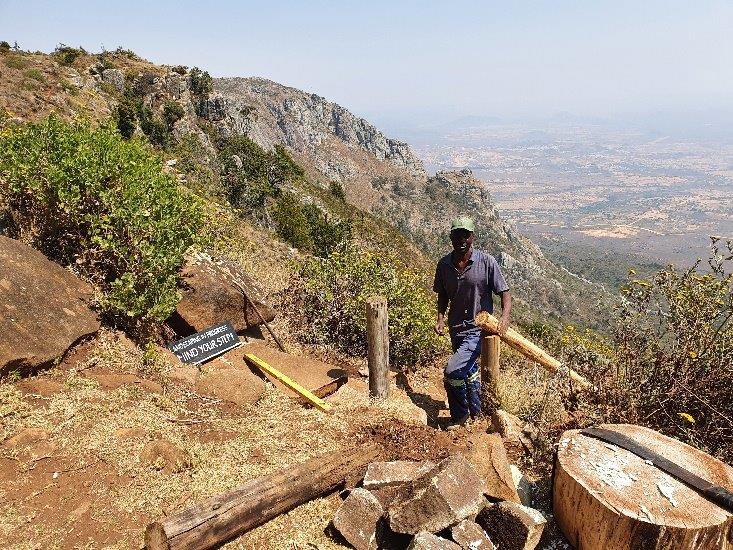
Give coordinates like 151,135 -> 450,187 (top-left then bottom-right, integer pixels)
474,311 -> 591,390
145,444 -> 381,550
553,424 -> 733,550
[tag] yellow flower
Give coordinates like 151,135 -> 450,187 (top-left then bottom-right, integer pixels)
678,412 -> 695,423
688,351 -> 698,359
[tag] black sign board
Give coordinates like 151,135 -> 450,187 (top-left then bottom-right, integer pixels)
168,321 -> 241,365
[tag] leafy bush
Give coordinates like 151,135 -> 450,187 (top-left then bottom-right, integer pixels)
293,247 -> 447,369
52,44 -> 86,66
162,101 -> 185,131
3,55 -> 27,70
329,181 -> 346,201
189,67 -> 213,116
218,137 -> 307,218
0,41 -> 11,53
0,116 -> 205,331
23,68 -> 45,82
560,239 -> 733,461
273,193 -> 313,250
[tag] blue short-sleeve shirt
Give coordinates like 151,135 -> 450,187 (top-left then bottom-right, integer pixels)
433,249 -> 510,329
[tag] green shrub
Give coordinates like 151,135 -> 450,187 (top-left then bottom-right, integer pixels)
162,101 -> 185,131
115,97 -> 137,138
189,67 -> 212,97
0,116 -> 205,331
559,239 -> 733,461
52,44 -> 86,66
328,181 -> 346,201
3,55 -> 27,70
303,203 -> 351,257
273,193 -> 313,250
294,247 -> 447,369
171,65 -> 188,75
23,68 -> 45,82
0,41 -> 11,53
218,136 -> 305,216
189,67 -> 213,116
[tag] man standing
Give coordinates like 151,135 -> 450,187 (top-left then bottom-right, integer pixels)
433,216 -> 511,430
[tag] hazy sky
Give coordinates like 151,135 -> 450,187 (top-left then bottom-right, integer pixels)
2,1 -> 731,125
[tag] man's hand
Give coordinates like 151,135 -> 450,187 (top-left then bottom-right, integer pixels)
497,315 -> 510,337
434,317 -> 445,336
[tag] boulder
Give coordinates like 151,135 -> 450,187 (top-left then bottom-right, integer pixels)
408,532 -> 461,550
332,488 -> 384,550
168,256 -> 275,335
491,409 -> 535,452
451,520 -> 496,550
363,460 -> 435,490
389,455 -> 486,535
140,440 -> 191,473
491,409 -> 524,442
196,368 -> 265,405
0,236 -> 100,376
510,464 -> 533,506
465,432 -> 521,503
476,501 -> 546,550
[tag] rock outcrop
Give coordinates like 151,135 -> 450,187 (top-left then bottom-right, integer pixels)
168,254 -> 275,335
0,236 -> 100,376
211,77 -> 426,181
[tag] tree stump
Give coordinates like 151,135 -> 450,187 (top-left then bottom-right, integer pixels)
553,424 -> 733,549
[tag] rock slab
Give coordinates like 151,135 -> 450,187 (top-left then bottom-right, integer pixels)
389,454 -> 487,535
364,460 -> 436,490
476,501 -> 546,550
451,520 -> 496,550
466,432 -> 521,503
168,256 -> 275,335
332,488 -> 384,550
408,531 -> 461,550
0,236 -> 100,376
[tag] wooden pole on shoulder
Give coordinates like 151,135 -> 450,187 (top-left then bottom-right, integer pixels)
475,311 -> 592,390
366,296 -> 390,399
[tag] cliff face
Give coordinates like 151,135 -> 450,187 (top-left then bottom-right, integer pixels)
209,77 -> 426,182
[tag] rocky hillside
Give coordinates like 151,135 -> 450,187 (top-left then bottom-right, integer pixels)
0,46 -> 609,327
204,78 -> 609,326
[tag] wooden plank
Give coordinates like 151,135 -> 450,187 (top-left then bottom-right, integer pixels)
145,444 -> 382,550
366,296 -> 390,399
474,311 -> 592,390
244,353 -> 333,412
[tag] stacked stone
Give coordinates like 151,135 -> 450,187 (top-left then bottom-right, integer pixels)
331,452 -> 547,550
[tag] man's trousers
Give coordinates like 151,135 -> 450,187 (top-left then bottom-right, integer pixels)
444,328 -> 482,421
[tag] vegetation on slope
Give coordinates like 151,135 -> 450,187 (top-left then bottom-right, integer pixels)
0,116 -> 204,332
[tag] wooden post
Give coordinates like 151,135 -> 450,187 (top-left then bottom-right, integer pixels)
366,296 -> 390,399
481,335 -> 501,412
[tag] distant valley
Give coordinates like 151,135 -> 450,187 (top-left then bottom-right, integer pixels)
411,121 -> 733,269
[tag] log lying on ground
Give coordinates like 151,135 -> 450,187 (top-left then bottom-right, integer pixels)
145,444 -> 382,550
554,424 -> 733,550
474,311 -> 592,390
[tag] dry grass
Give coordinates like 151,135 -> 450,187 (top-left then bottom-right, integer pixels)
0,328 -> 438,548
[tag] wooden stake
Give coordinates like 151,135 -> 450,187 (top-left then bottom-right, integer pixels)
474,312 -> 592,390
145,444 -> 382,550
481,335 -> 501,410
244,353 -> 332,413
366,296 -> 390,399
